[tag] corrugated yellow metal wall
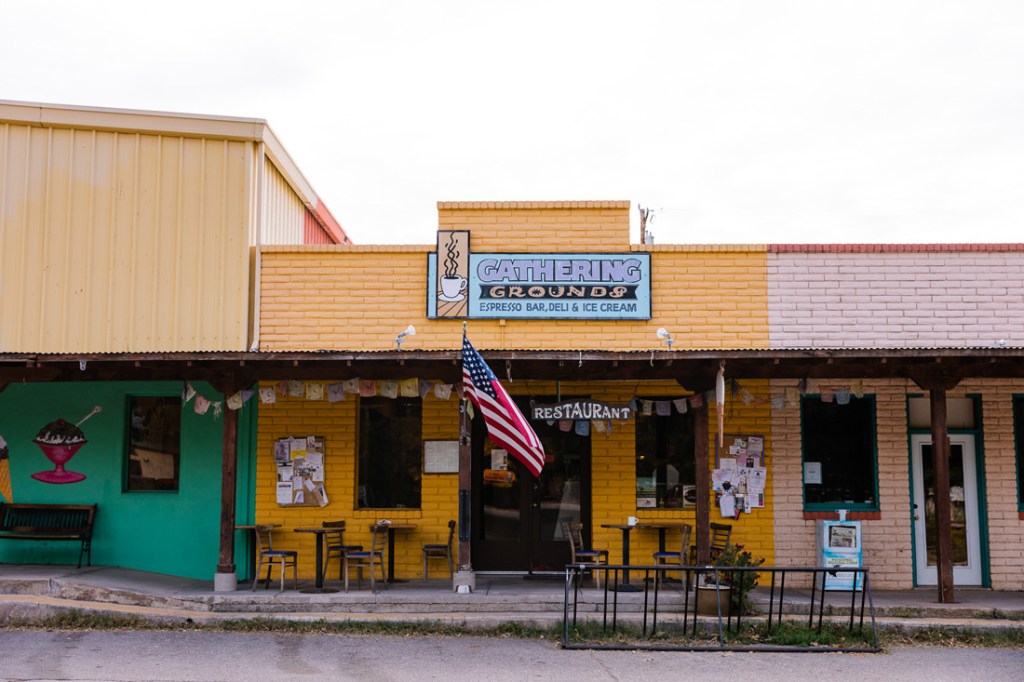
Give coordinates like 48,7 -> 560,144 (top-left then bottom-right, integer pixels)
261,159 -> 306,245
0,123 -> 252,352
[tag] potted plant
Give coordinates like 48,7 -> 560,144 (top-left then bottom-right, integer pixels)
696,543 -> 765,616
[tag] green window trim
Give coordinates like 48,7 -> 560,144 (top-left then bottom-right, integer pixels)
800,394 -> 880,512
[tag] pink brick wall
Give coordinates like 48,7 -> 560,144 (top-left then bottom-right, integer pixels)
770,377 -> 1024,589
768,252 -> 1024,348
967,379 -> 1024,590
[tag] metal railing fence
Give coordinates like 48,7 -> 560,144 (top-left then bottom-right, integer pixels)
562,563 -> 879,653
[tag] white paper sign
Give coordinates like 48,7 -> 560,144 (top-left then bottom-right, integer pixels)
719,491 -> 736,518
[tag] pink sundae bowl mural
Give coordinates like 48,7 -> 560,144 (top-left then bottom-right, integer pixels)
31,406 -> 101,484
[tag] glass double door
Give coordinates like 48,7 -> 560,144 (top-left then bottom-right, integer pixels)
471,403 -> 591,572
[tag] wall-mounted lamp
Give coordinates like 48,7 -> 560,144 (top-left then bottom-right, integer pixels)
394,325 -> 416,350
656,327 -> 674,351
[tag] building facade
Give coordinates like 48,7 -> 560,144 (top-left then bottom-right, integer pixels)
2,102 -> 1022,594
253,202 -> 1024,591
0,101 -> 346,579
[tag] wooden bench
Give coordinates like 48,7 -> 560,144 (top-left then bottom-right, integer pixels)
0,502 -> 97,569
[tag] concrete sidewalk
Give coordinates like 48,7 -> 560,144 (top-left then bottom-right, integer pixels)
1,563 -> 1022,631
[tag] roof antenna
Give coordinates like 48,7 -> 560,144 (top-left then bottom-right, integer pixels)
638,205 -> 655,245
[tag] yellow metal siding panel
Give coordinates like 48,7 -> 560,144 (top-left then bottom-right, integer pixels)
0,125 -> 32,351
261,159 -> 305,245
0,123 -> 252,352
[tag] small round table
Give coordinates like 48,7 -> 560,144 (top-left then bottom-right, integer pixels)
600,523 -> 642,592
293,527 -> 339,593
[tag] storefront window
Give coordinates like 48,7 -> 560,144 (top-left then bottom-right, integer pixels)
1014,396 -> 1024,509
801,396 -> 878,510
635,401 -> 695,509
358,397 -> 422,509
126,395 -> 181,491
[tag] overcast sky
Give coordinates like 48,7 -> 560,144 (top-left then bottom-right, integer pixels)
3,1 -> 1022,245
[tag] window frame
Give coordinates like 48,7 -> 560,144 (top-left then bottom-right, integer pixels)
800,394 -> 880,512
1013,395 -> 1024,511
124,392 -> 182,493
356,395 -> 423,510
634,396 -> 696,510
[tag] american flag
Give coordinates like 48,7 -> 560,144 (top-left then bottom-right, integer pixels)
462,334 -> 545,477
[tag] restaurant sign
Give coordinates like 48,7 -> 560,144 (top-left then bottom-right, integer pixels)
530,400 -> 634,422
428,231 -> 651,320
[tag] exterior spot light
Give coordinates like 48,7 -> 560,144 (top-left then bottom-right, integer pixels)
656,327 -> 674,350
395,325 -> 416,350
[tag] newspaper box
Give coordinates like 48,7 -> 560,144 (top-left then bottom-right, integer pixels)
818,518 -> 863,591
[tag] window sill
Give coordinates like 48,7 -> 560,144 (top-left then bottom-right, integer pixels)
803,511 -> 881,521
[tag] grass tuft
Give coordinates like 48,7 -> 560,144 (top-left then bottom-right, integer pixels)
3,612 -> 1022,651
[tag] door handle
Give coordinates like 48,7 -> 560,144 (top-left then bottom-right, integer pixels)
913,515 -> 919,521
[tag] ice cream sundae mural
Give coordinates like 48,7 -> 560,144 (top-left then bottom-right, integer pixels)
435,230 -> 470,318
30,406 -> 101,484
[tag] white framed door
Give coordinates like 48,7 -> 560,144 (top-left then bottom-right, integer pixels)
910,434 -> 982,585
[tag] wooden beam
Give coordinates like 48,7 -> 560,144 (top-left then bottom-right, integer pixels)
929,389 -> 955,603
216,378 -> 240,577
457,397 -> 472,572
693,401 -> 711,564
911,359 -> 963,392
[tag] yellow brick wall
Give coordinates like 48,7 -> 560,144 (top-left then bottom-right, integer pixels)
584,379 -> 776,568
258,246 -> 770,352
254,203 -> 774,577
253,377 -> 777,578
436,201 -> 631,252
254,382 -> 459,580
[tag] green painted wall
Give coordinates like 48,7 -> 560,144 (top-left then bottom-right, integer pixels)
0,381 -> 256,580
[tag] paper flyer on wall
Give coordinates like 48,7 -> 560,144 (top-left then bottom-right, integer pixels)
747,436 -> 764,455
276,481 -> 292,504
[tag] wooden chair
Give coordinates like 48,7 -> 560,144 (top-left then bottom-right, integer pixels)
689,522 -> 733,564
344,522 -> 388,593
653,523 -> 692,588
422,520 -> 456,579
251,524 -> 298,592
566,521 -> 609,588
322,520 -> 363,581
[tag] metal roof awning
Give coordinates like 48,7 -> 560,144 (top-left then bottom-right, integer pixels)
3,347 -> 1024,390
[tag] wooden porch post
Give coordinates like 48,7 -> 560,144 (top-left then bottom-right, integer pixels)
693,400 -> 711,564
457,398 -> 471,570
214,378 -> 240,591
929,388 -> 956,603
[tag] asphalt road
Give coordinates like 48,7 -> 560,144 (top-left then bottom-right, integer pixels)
0,630 -> 1021,681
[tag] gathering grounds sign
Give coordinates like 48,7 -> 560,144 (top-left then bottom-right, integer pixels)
428,231 -> 652,320
530,400 -> 634,422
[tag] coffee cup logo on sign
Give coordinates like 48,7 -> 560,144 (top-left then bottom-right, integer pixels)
440,274 -> 467,301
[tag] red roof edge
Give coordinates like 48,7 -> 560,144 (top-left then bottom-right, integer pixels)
768,243 -> 1024,253
312,200 -> 351,245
